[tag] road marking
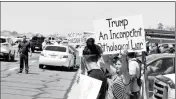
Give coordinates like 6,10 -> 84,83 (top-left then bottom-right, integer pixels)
9,67 -> 18,71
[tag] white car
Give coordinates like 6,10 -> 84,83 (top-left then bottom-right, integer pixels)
39,44 -> 76,70
0,36 -> 15,61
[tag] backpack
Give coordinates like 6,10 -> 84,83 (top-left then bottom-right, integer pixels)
131,58 -> 142,87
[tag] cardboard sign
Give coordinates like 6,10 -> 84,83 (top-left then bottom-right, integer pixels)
94,15 -> 146,55
78,74 -> 102,99
68,33 -> 84,45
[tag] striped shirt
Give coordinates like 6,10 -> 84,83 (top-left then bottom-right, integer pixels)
106,75 -> 131,99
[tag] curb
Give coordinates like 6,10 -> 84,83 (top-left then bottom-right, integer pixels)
65,68 -> 81,99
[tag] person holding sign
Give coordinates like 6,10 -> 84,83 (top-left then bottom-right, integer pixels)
81,38 -> 107,99
106,49 -> 131,99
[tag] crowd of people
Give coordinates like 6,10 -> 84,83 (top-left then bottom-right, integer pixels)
81,38 -> 144,99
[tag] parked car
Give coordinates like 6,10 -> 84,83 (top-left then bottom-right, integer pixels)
0,36 -> 15,61
152,74 -> 175,99
143,53 -> 175,97
30,36 -> 45,52
39,44 -> 76,70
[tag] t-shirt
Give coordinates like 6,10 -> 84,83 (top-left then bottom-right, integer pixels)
18,41 -> 31,55
129,59 -> 140,92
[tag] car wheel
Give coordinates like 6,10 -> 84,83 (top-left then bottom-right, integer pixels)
10,55 -> 15,61
7,53 -> 11,61
31,48 -> 35,53
39,64 -> 44,69
40,47 -> 42,51
10,51 -> 15,61
68,66 -> 74,71
67,60 -> 74,71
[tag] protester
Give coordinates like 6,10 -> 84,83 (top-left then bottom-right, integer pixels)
42,39 -> 48,50
155,43 -> 161,53
106,49 -> 131,99
17,35 -> 32,74
128,52 -> 141,99
81,38 -> 107,99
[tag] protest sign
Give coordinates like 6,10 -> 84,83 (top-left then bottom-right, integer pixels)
78,74 -> 102,99
68,33 -> 84,45
94,15 -> 146,55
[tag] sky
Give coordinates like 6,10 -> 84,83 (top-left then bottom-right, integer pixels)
1,2 -> 175,36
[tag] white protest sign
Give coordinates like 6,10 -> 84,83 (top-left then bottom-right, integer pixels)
94,15 -> 146,55
68,33 -> 84,45
78,74 -> 102,99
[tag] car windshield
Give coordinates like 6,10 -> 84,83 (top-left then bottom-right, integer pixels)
32,36 -> 45,41
0,38 -> 6,43
45,46 -> 67,52
162,44 -> 169,48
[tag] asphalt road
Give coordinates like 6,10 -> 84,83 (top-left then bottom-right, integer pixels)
1,51 -> 80,99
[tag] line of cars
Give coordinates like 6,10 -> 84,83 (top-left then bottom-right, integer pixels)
27,35 -> 77,70
0,35 -> 78,71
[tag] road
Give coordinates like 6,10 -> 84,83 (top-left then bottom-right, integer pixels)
1,51 -> 80,99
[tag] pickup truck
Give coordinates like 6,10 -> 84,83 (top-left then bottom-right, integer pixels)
152,74 -> 175,99
30,36 -> 45,52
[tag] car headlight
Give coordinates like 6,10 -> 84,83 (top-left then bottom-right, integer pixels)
156,75 -> 175,89
167,80 -> 175,89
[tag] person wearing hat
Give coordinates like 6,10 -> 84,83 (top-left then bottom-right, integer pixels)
17,35 -> 32,74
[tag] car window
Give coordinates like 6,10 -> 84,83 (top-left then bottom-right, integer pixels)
45,46 -> 66,52
69,46 -> 77,52
148,58 -> 174,75
49,37 -> 51,40
162,44 -> 169,48
172,44 -> 175,47
0,38 -> 6,43
32,37 -> 37,40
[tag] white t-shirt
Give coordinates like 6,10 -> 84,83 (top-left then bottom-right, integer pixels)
129,59 -> 140,92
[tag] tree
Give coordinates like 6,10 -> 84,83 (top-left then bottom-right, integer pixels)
164,25 -> 175,31
157,23 -> 164,30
